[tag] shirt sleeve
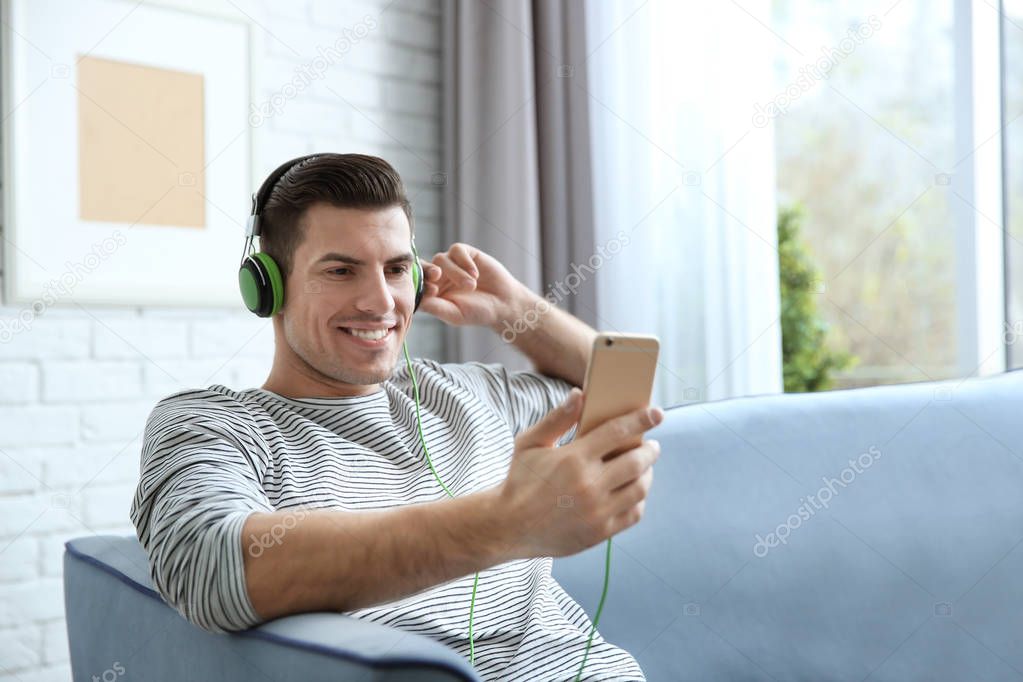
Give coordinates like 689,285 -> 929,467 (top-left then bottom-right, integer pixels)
428,359 -> 578,446
129,390 -> 275,633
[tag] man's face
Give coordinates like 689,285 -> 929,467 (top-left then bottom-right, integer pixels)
278,203 -> 415,393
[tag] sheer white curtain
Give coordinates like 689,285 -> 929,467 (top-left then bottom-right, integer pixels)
585,0 -> 783,405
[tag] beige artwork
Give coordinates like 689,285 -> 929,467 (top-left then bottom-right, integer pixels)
77,55 -> 206,227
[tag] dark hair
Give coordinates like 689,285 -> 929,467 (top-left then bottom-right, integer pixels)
258,153 -> 413,280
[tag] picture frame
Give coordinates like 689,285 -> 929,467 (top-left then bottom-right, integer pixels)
1,0 -> 252,308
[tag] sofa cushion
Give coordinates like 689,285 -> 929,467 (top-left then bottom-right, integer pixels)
64,535 -> 480,681
553,370 -> 1023,681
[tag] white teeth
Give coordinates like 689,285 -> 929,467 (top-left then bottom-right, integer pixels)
345,327 -> 390,341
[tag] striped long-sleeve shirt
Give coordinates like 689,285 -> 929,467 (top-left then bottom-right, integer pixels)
129,357 -> 646,682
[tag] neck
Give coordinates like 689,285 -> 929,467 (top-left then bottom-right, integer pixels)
260,372 -> 381,399
261,334 -> 382,399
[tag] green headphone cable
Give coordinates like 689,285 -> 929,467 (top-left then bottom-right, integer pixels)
401,340 -> 609,680
402,340 -> 482,664
575,538 -> 612,681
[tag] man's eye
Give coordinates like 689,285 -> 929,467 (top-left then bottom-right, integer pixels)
390,265 -> 409,274
329,268 -> 350,276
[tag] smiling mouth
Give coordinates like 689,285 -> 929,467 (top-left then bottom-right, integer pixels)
338,326 -> 395,341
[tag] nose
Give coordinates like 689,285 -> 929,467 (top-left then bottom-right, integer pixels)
352,268 -> 397,315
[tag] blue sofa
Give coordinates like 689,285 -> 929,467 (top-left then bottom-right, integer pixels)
64,370 -> 1023,680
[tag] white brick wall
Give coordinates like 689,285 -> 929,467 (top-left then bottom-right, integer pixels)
0,1 -> 444,678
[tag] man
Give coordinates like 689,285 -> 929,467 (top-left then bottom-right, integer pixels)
130,154 -> 663,681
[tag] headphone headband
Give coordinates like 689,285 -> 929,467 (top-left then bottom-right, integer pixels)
247,153 -> 321,238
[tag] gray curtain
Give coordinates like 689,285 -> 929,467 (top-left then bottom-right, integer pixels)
440,0 -> 597,369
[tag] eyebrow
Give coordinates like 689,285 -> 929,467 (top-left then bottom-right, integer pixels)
314,252 -> 414,266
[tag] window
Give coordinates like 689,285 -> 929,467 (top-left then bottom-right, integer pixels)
1005,0 -> 1023,368
585,0 -> 1010,403
772,0 -> 1008,388
773,1 -> 961,387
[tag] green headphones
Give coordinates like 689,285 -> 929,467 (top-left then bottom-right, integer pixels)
239,153 -> 425,318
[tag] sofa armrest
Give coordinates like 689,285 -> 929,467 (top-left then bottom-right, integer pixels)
64,535 -> 480,682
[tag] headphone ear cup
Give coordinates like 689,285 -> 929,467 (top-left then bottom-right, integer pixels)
412,259 -> 424,313
239,253 -> 285,317
239,258 -> 268,316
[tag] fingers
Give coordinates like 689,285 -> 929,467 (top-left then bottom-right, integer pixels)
416,294 -> 461,320
419,262 -> 442,300
601,440 -> 660,491
514,388 -> 583,450
447,243 -> 479,277
611,459 -> 654,508
608,498 -> 647,536
422,261 -> 443,282
432,251 -> 477,291
577,405 -> 664,461
606,467 -> 654,534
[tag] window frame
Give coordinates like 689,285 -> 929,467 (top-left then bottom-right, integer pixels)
954,0 -> 1008,377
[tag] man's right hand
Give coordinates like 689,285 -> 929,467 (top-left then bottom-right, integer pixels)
496,388 -> 664,560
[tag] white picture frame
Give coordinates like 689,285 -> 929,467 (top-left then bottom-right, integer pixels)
1,0 -> 252,308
